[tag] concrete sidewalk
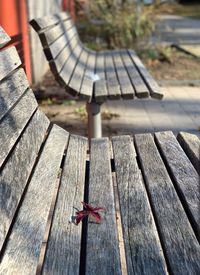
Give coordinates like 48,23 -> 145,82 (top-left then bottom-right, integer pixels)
39,86 -> 200,137
151,15 -> 200,45
103,86 -> 200,137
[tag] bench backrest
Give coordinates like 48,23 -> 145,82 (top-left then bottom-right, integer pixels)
0,27 -> 50,254
30,12 -> 84,85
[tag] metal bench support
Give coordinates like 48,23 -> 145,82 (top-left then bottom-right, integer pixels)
87,102 -> 102,139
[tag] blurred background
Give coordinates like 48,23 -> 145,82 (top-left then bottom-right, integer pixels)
1,0 -> 200,136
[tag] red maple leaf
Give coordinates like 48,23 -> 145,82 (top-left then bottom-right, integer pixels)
75,202 -> 106,225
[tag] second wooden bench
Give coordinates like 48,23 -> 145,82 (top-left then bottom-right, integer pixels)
30,11 -> 163,138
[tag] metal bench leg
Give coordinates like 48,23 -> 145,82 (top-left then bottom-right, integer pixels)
86,102 -> 102,139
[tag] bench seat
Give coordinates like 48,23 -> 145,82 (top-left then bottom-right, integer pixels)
30,12 -> 164,138
0,28 -> 200,275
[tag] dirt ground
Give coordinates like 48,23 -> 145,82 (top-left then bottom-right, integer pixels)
34,72 -> 122,137
139,46 -> 200,81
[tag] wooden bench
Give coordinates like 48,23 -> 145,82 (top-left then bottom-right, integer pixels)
0,27 -> 200,274
30,12 -> 163,138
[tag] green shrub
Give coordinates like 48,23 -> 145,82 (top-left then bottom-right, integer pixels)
78,0 -> 155,49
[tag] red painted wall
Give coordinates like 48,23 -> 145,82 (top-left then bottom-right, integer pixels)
0,0 -> 32,82
0,0 -> 75,84
62,0 -> 75,18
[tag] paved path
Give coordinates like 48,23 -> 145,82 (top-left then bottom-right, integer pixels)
39,86 -> 200,137
104,86 -> 200,137
151,15 -> 200,45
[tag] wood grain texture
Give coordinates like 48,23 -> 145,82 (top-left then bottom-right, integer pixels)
0,125 -> 69,274
80,51 -> 96,100
30,11 -> 71,32
155,131 -> 200,241
0,27 -> 11,48
104,51 -> 121,99
112,51 -> 135,99
58,43 -> 82,88
112,135 -> 168,275
0,110 -> 49,252
44,28 -> 78,61
135,133 -> 200,275
39,19 -> 73,47
0,69 -> 29,121
120,50 -> 149,98
86,138 -> 121,275
42,134 -> 88,275
177,132 -> 200,174
128,50 -> 163,99
0,90 -> 38,168
94,52 -> 108,102
0,47 -> 21,82
69,49 -> 88,93
49,33 -> 78,75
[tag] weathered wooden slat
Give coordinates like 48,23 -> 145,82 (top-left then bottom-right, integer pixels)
44,27 -> 78,60
0,27 -> 11,48
0,125 -> 69,274
80,51 -> 96,99
135,133 -> 200,275
112,51 -> 135,99
155,131 -> 200,241
0,110 -> 49,252
120,50 -> 149,98
94,52 -> 108,102
0,68 -> 29,121
69,50 -> 88,93
42,135 -> 87,275
39,19 -> 74,47
177,132 -> 200,174
30,12 -> 71,32
49,34 -> 78,75
0,90 -> 38,168
112,135 -> 168,275
128,49 -> 163,99
104,51 -> 121,99
57,43 -> 82,91
86,138 -> 121,274
0,47 -> 21,82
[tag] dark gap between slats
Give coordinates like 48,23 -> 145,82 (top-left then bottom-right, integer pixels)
44,40 -> 67,60
127,50 -> 152,95
36,133 -> 70,275
119,52 -> 138,97
0,64 -> 23,89
133,138 -> 173,275
79,160 -> 90,275
0,68 -> 28,124
76,50 -> 89,99
48,35 -> 78,78
56,34 -> 78,72
43,28 -> 78,61
36,17 -> 71,34
0,118 -> 52,260
154,136 -> 200,243
111,158 -> 115,172
111,53 -> 123,99
64,46 -> 83,86
42,24 -> 74,51
0,103 -> 37,173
